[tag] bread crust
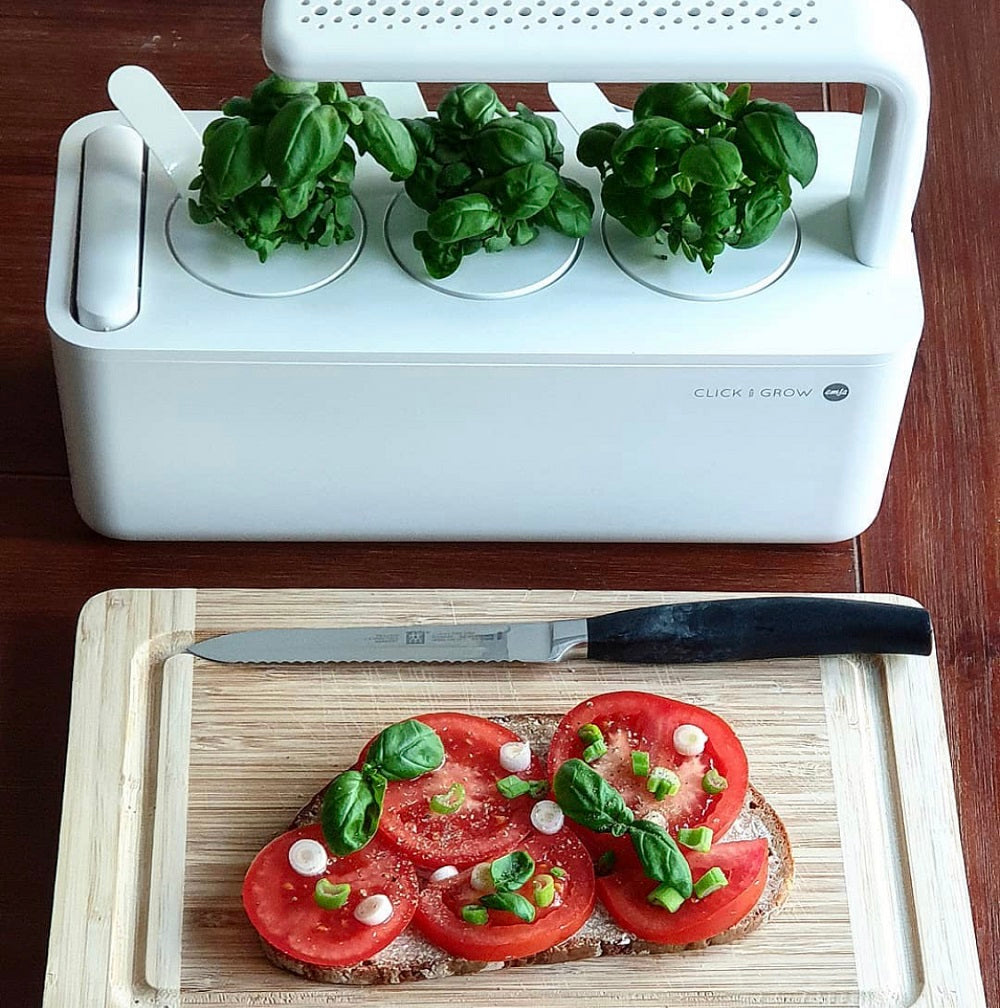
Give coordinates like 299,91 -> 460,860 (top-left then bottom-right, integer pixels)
262,713 -> 794,984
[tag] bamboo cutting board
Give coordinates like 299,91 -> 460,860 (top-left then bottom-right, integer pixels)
43,589 -> 986,1007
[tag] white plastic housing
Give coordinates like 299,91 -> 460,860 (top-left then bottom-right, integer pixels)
263,0 -> 929,267
47,107 -> 923,542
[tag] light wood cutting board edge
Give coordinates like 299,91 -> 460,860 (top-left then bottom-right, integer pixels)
41,588 -> 986,1008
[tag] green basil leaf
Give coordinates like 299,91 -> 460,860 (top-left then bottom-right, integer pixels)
679,137 -> 743,190
277,180 -> 315,218
479,891 -> 536,922
633,82 -> 729,128
367,719 -> 445,781
221,96 -> 254,119
293,198 -> 326,241
733,183 -> 789,248
514,103 -> 565,167
539,177 -> 594,238
264,94 -> 324,187
611,117 -> 693,171
494,162 -> 559,220
238,188 -> 284,235
438,82 -> 502,134
439,160 -> 475,191
724,83 -> 752,119
187,198 -> 216,226
352,109 -> 418,178
617,148 -> 658,188
334,99 -> 365,126
321,148 -> 357,189
200,117 -> 267,201
601,175 -> 662,238
320,768 -> 385,856
553,758 -> 633,834
317,81 -> 349,105
427,193 -> 500,244
489,850 -> 535,891
472,118 -> 547,173
734,101 -> 817,187
351,95 -> 390,117
507,219 -> 539,246
251,74 -> 318,118
333,193 -> 354,228
577,122 -> 625,172
401,117 -> 437,157
405,161 -> 443,212
627,820 -> 693,897
484,232 -> 512,253
418,234 -> 464,278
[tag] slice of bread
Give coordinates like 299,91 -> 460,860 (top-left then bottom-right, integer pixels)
263,713 -> 794,984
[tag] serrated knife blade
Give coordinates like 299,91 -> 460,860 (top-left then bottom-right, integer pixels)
187,597 -> 933,665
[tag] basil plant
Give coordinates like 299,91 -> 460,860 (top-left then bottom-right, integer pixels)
578,83 -> 818,273
189,74 -> 417,262
400,83 -> 595,279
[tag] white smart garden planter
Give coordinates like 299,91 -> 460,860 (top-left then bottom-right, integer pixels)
46,0 -> 929,541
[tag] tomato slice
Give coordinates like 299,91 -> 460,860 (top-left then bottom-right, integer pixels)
371,712 -> 542,870
597,838 -> 769,945
414,828 -> 596,961
547,691 -> 749,840
242,824 -> 419,968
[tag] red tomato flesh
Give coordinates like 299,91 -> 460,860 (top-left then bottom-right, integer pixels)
242,824 -> 418,967
597,838 -> 769,945
414,828 -> 596,961
371,712 -> 542,870
547,691 -> 749,840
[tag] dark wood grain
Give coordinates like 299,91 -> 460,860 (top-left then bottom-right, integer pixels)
0,1 -> 996,1005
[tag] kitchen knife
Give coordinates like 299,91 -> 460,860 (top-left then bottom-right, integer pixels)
187,597 -> 932,664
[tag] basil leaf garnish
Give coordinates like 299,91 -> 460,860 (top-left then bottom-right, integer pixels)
480,891 -> 536,923
490,850 -> 535,892
553,758 -> 632,834
367,719 -> 445,781
319,768 -> 385,856
627,819 -> 693,897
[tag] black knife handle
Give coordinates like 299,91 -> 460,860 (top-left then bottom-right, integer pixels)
586,597 -> 933,664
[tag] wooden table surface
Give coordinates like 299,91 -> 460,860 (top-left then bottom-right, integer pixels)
1,1 -> 996,1003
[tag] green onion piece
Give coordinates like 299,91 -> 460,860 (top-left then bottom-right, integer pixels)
531,873 -> 556,908
596,850 -> 616,876
313,879 -> 351,910
702,768 -> 728,795
497,775 -> 549,799
429,781 -> 466,814
582,739 -> 608,763
578,723 -> 604,747
461,904 -> 489,925
647,883 -> 685,912
550,866 -> 567,879
496,775 -> 531,799
631,750 -> 651,777
677,826 -> 714,853
693,867 -> 729,899
647,767 -> 681,800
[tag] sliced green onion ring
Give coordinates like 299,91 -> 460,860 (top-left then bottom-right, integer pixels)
677,826 -> 714,852
314,878 -> 351,910
531,873 -> 556,908
648,883 -> 685,912
429,781 -> 466,814
693,866 -> 729,899
461,904 -> 489,925
701,768 -> 728,795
